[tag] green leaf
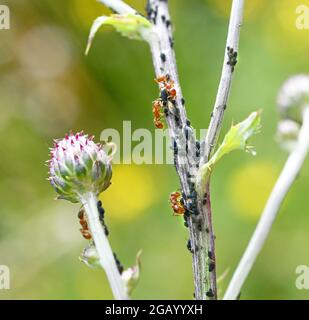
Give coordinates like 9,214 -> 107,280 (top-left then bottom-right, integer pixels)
86,13 -> 152,55
121,250 -> 142,296
196,111 -> 262,196
79,245 -> 101,268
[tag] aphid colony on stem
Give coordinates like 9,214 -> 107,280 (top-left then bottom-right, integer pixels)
152,74 -> 177,129
77,200 -> 123,274
227,46 -> 238,72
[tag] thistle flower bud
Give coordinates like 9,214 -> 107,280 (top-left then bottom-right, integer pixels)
276,119 -> 301,152
47,131 -> 112,203
277,74 -> 309,124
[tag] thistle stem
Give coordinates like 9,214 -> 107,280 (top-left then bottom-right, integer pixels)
201,0 -> 245,164
145,0 -> 213,299
81,192 -> 129,300
224,106 -> 309,300
97,0 -> 137,15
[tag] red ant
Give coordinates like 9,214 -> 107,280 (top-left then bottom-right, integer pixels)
155,75 -> 177,100
152,99 -> 164,129
152,75 -> 177,129
78,207 -> 92,240
169,191 -> 185,216
155,75 -> 168,83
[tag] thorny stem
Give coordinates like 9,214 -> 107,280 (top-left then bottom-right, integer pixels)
224,106 -> 309,300
97,0 -> 137,15
81,192 -> 129,300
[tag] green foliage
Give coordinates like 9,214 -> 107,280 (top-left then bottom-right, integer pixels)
196,111 -> 261,196
3,0 -> 309,300
86,13 -> 152,55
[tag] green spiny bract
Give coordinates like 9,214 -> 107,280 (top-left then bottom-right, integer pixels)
277,74 -> 309,124
47,131 -> 112,203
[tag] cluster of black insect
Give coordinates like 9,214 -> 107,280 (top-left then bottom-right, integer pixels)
97,201 -> 124,275
187,238 -> 200,254
184,124 -> 190,155
113,252 -> 124,275
173,139 -> 179,169
97,200 -> 108,236
184,121 -> 201,168
146,1 -> 174,47
208,261 -> 215,273
186,239 -> 192,253
160,13 -> 171,29
160,87 -> 169,102
146,2 -> 159,24
208,251 -> 216,274
169,36 -> 174,49
174,137 -> 204,236
160,52 -> 166,63
159,85 -> 181,127
207,244 -> 216,276
182,188 -> 199,227
206,288 -> 214,298
195,140 -> 201,167
159,89 -> 170,119
202,192 -> 207,205
188,183 -> 198,212
227,46 -> 238,72
173,103 -> 181,127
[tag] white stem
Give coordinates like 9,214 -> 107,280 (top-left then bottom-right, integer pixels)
145,0 -> 213,299
81,192 -> 129,300
224,106 -> 309,300
201,0 -> 245,165
97,0 -> 137,15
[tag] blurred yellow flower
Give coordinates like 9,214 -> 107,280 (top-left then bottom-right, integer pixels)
227,161 -> 279,220
205,0 -> 266,20
99,165 -> 158,222
266,0 -> 309,54
70,0 -> 145,29
70,0 -> 109,28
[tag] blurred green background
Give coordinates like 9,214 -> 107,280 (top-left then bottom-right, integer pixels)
0,0 -> 309,300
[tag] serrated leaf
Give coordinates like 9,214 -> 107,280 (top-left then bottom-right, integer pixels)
196,111 -> 261,196
86,13 -> 152,55
210,110 -> 261,164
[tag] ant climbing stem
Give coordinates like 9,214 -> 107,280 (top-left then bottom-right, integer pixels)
79,199 -> 124,277
169,191 -> 185,215
78,207 -> 92,240
152,74 -> 179,129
